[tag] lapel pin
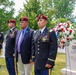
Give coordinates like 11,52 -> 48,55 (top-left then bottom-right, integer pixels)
26,31 -> 28,33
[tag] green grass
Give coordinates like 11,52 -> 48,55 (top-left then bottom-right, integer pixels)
0,58 -> 8,75
0,53 -> 66,75
52,53 -> 65,75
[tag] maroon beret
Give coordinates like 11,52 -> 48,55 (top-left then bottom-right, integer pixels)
8,19 -> 16,23
19,17 -> 28,21
37,14 -> 48,21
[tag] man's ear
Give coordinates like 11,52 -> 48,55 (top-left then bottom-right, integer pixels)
45,20 -> 48,24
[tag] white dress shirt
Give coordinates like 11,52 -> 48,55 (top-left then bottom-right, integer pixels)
39,26 -> 46,34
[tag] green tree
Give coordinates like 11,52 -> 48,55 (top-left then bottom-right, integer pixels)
53,0 -> 76,19
18,0 -> 41,30
50,18 -> 68,28
17,0 -> 76,30
0,0 -> 15,33
18,0 -> 56,29
39,0 -> 56,28
40,0 -> 76,28
41,0 -> 76,20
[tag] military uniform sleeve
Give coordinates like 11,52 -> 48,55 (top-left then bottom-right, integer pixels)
46,31 -> 58,66
14,29 -> 18,38
15,30 -> 19,48
14,30 -> 19,57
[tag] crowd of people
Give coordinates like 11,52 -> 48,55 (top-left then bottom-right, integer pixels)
0,14 -> 58,75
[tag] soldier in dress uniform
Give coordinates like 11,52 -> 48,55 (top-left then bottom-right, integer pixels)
0,32 -> 4,52
5,19 -> 18,75
31,14 -> 58,75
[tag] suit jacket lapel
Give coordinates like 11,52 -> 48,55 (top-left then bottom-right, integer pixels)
21,27 -> 29,43
16,31 -> 21,44
15,30 -> 21,50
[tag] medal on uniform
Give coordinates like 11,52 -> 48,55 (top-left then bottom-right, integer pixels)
42,35 -> 49,42
42,37 -> 46,42
10,31 -> 15,38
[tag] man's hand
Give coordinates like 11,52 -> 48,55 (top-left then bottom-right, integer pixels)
29,59 -> 34,64
45,64 -> 52,68
13,53 -> 15,57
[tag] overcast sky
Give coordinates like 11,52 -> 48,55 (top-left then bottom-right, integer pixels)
13,0 -> 25,17
13,0 -> 76,17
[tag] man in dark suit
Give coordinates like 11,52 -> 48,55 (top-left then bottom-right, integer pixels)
0,32 -> 4,51
15,17 -> 34,75
31,14 -> 58,75
5,19 -> 18,75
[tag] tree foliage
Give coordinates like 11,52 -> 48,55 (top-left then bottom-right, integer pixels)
50,18 -> 68,28
53,0 -> 76,19
17,0 -> 76,30
18,0 -> 41,30
0,0 -> 75,32
40,0 -> 76,20
0,0 -> 15,33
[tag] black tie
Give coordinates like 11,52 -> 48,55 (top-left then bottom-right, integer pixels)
9,30 -> 12,33
40,31 -> 41,34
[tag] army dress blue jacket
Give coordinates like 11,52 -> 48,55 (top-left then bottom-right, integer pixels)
32,27 -> 58,70
5,27 -> 18,57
